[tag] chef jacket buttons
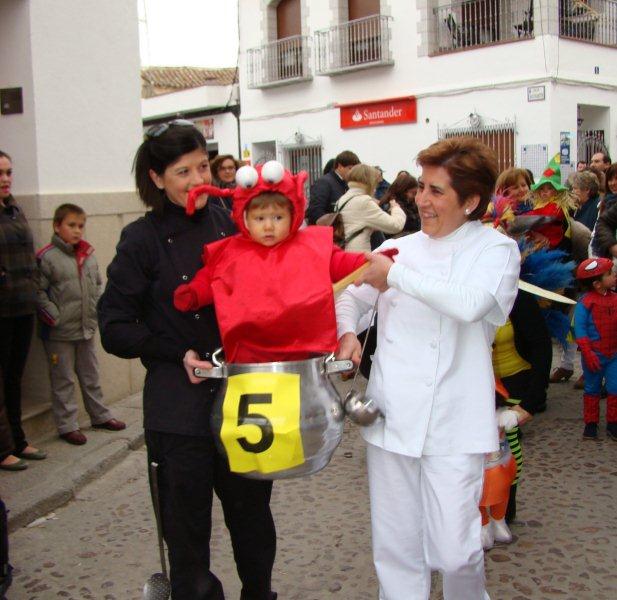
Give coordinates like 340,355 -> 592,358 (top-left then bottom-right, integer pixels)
194,314 -> 200,320
167,237 -> 173,244
182,275 -> 188,281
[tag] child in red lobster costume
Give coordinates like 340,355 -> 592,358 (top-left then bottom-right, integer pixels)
174,161 -> 393,363
574,257 -> 617,441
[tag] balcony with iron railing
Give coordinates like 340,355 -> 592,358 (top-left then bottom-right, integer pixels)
246,35 -> 312,89
432,0 -> 534,54
315,14 -> 394,75
559,0 -> 617,47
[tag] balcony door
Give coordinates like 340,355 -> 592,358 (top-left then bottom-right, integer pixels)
277,0 -> 302,79
348,0 -> 381,64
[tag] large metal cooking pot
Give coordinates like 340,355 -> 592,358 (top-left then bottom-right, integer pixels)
194,351 -> 353,479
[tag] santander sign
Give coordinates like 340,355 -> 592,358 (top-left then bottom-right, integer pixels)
340,97 -> 417,129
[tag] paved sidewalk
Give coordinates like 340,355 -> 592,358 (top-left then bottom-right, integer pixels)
1,392 -> 144,532
4,354 -> 617,598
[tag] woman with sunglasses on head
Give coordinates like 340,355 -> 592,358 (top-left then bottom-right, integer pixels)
98,122 -> 277,600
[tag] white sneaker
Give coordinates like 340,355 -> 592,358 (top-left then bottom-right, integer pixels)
492,518 -> 513,543
481,522 -> 494,550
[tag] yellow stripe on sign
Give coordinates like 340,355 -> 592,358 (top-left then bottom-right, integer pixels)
220,372 -> 304,474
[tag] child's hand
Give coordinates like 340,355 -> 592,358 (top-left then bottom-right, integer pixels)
174,284 -> 198,312
578,338 -> 601,372
183,350 -> 214,384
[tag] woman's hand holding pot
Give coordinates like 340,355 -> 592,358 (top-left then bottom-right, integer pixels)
336,332 -> 362,367
183,349 -> 214,384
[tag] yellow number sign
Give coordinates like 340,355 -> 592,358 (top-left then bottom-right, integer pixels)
220,372 -> 305,474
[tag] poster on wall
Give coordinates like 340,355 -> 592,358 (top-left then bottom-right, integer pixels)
520,144 -> 548,182
196,118 -> 214,140
560,131 -> 571,166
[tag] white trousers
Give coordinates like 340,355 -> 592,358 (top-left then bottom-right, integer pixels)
366,444 -> 490,600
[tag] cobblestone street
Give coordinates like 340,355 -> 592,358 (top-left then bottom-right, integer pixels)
7,364 -> 617,600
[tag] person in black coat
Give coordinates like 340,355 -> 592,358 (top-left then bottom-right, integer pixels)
305,150 -> 359,224
98,122 -> 276,600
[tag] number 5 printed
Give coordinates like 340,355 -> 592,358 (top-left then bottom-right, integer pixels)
220,372 -> 305,474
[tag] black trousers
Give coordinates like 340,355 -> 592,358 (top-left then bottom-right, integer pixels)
145,430 -> 276,600
0,315 -> 34,458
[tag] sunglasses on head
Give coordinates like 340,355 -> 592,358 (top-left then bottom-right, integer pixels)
145,119 -> 196,139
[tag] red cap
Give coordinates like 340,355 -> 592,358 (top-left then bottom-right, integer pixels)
576,257 -> 613,280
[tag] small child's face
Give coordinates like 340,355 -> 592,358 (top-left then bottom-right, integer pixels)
54,212 -> 86,245
599,269 -> 617,291
245,204 -> 292,247
537,183 -> 556,201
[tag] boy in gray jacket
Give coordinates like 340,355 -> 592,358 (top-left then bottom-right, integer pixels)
36,204 -> 125,445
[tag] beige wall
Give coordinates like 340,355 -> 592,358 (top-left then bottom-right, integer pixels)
17,191 -> 147,438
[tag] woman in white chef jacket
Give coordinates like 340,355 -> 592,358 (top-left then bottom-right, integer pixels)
336,137 -> 520,600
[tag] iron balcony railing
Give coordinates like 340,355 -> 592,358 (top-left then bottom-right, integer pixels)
432,0 -> 534,54
315,14 -> 394,75
246,35 -> 312,89
559,0 -> 617,47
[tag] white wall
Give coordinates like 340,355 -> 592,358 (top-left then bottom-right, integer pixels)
27,0 -> 142,194
142,85 -> 237,118
0,0 -> 39,194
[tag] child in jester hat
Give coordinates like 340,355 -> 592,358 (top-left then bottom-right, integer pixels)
174,161 -> 395,364
526,154 -> 577,252
574,257 -> 617,441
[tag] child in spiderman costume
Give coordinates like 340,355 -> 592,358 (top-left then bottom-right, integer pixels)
174,161 -> 394,364
574,257 -> 617,441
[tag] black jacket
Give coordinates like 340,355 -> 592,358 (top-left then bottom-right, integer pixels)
306,171 -> 348,224
98,201 -> 236,436
591,197 -> 617,257
503,290 -> 552,415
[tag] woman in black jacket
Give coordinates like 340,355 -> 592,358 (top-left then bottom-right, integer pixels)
0,150 -> 47,471
98,123 -> 276,600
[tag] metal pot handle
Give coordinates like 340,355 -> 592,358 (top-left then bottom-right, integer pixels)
324,353 -> 354,374
193,348 -> 226,379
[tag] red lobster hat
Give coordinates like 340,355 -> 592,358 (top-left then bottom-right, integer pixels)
186,161 -> 308,239
576,257 -> 613,280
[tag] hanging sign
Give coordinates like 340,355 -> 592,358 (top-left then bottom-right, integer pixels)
338,96 -> 417,129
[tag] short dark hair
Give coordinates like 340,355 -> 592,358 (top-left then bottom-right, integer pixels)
416,137 -> 498,221
0,150 -> 11,161
596,151 -> 612,165
211,154 -> 240,178
381,172 -> 418,205
133,122 -> 208,212
247,193 -> 292,212
605,163 -> 617,186
53,203 -> 86,224
334,151 -> 360,169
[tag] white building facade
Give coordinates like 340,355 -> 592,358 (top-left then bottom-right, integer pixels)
0,0 -> 144,434
141,67 -> 240,159
238,0 -> 617,184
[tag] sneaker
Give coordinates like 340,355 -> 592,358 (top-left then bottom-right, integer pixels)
492,518 -> 513,544
607,423 -> 617,441
549,367 -> 573,383
582,423 -> 598,440
573,375 -> 585,390
481,523 -> 494,550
